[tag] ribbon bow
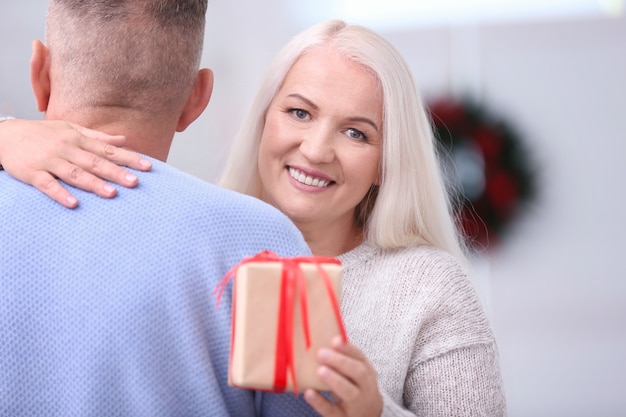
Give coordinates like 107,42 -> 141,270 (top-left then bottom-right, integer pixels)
212,250 -> 348,394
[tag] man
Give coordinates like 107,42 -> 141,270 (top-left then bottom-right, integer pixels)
0,1 -> 310,415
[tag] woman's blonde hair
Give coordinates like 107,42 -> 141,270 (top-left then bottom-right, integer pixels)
219,19 -> 467,264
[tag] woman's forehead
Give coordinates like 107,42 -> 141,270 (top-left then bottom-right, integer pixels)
279,47 -> 383,117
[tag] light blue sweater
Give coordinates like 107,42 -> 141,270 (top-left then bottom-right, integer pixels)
0,158 -> 312,416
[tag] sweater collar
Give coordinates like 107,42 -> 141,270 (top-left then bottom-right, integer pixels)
336,240 -> 378,269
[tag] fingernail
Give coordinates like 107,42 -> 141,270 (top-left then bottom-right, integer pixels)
318,366 -> 330,377
303,389 -> 316,401
104,184 -> 116,194
139,159 -> 152,168
125,174 -> 138,183
66,196 -> 78,207
318,348 -> 331,361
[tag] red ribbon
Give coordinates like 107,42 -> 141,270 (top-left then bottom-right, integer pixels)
212,250 -> 348,395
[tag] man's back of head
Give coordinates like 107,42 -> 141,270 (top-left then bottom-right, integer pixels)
36,0 -> 212,159
46,0 -> 207,115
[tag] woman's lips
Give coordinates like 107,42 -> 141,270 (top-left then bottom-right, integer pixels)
288,167 -> 332,188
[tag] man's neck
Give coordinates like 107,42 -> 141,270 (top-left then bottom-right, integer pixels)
44,107 -> 176,162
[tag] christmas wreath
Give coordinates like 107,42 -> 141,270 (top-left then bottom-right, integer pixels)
428,97 -> 537,250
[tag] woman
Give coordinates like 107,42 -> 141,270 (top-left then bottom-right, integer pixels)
0,20 -> 506,416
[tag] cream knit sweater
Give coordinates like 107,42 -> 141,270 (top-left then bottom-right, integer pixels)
337,242 -> 507,417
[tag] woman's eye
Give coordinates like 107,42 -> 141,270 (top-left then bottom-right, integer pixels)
290,109 -> 309,120
346,128 -> 366,141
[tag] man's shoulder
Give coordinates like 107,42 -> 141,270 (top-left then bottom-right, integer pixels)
144,160 -> 283,215
0,162 -> 311,257
143,161 -> 311,258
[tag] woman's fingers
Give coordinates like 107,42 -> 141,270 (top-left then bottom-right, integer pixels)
55,147 -> 141,189
319,366 -> 359,402
0,119 -> 153,208
319,337 -> 373,389
329,336 -> 369,360
73,126 -> 153,174
70,123 -> 126,145
51,125 -> 151,191
66,122 -> 152,178
28,171 -> 79,209
304,389 -> 344,417
305,338 -> 383,417
317,351 -> 365,400
46,158 -> 123,197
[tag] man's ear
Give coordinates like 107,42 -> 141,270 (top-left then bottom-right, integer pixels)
176,68 -> 214,132
30,40 -> 51,112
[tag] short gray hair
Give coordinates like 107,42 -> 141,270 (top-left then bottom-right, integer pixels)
46,0 -> 207,114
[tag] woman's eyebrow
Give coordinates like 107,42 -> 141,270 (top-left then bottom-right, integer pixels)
286,93 -> 379,132
286,93 -> 319,111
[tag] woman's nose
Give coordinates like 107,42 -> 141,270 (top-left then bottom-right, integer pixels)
299,127 -> 335,164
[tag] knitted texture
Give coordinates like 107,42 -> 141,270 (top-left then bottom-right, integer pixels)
0,158 -> 310,417
259,242 -> 506,417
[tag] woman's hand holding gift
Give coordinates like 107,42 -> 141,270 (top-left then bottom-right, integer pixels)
304,336 -> 383,417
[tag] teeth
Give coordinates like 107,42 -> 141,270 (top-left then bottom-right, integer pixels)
289,168 -> 330,188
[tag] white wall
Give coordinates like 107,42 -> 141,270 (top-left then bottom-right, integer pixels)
383,16 -> 626,416
2,2 -> 625,416
480,17 -> 626,416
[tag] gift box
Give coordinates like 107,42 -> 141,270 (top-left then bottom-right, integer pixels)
213,251 -> 346,394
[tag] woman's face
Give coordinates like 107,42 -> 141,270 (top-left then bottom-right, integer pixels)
258,46 -> 383,236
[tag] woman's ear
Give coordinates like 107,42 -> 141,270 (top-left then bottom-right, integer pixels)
176,68 -> 214,132
30,40 -> 51,112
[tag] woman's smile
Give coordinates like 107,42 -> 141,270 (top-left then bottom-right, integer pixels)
288,166 -> 333,188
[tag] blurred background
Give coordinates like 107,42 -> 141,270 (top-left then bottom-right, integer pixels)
1,1 -> 625,415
